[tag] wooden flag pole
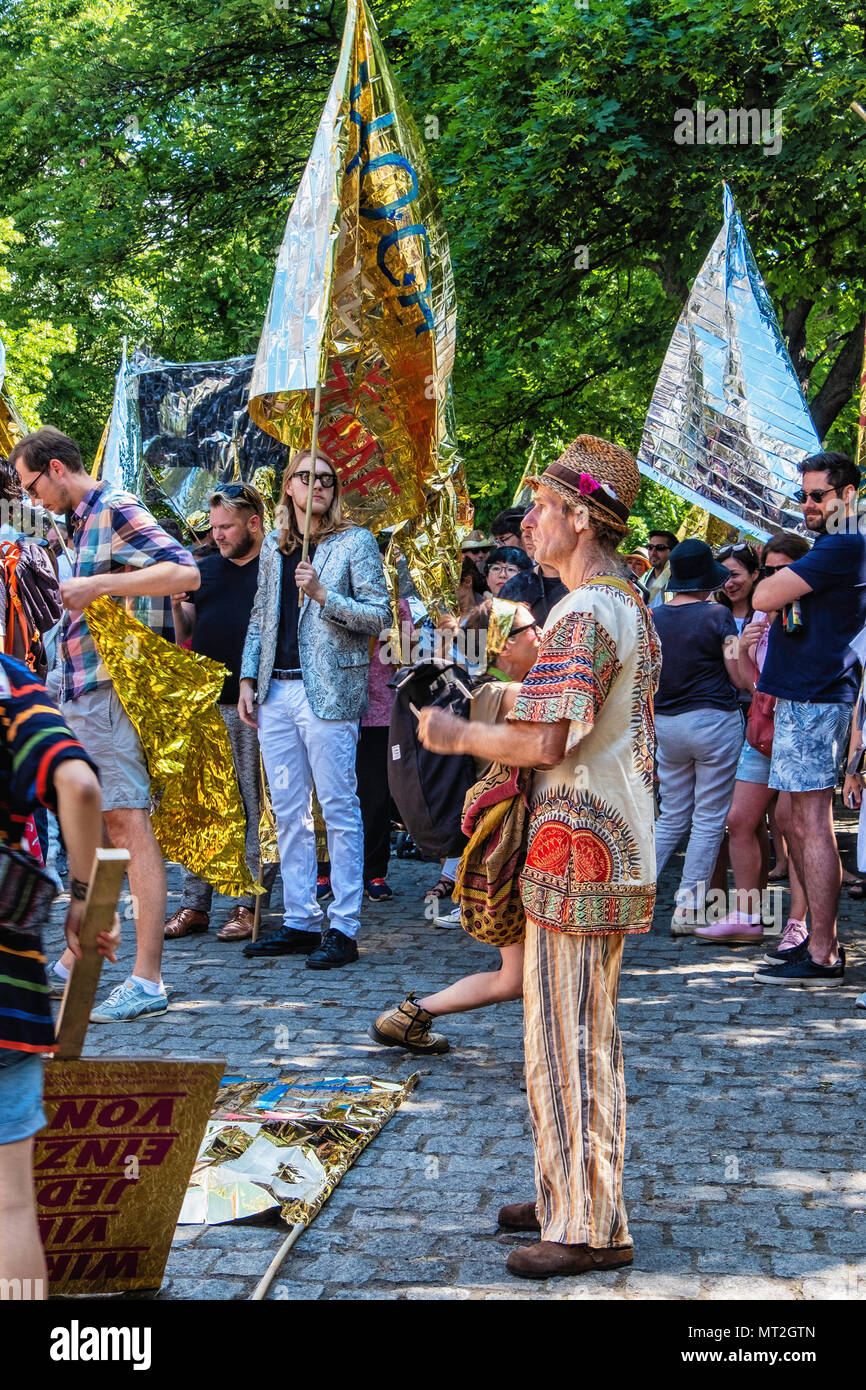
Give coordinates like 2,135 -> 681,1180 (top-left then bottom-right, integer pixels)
301,379 -> 323,563
54,847 -> 131,1060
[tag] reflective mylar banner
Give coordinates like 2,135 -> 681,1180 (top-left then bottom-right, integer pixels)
248,0 -> 465,604
179,1073 -> 418,1227
99,347 -> 288,529
0,333 -> 27,460
637,185 -> 819,540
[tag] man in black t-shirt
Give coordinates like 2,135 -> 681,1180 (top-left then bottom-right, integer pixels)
164,484 -> 273,942
752,452 -> 866,988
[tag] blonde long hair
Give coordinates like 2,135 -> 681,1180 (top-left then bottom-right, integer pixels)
277,448 -> 350,555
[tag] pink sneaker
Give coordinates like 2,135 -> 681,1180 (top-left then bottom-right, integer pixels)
763,918 -> 808,966
694,911 -> 763,944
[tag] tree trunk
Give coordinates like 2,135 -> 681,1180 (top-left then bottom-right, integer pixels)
809,313 -> 866,440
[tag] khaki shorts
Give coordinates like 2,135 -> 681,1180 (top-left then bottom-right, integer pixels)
62,685 -> 151,811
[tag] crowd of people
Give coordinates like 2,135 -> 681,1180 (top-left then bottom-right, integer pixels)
0,423 -> 864,1289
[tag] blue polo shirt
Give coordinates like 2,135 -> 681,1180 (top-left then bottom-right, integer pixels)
758,531 -> 866,704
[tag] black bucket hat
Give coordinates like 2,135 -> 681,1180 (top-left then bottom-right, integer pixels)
666,538 -> 731,593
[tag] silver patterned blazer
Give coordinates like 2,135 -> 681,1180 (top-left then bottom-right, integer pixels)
239,525 -> 392,721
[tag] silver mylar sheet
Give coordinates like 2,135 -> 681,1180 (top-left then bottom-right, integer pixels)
637,184 -> 818,540
99,348 -> 288,528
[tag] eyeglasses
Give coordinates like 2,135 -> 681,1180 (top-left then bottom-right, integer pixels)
19,463 -> 50,495
795,487 -> 837,505
716,543 -> 757,562
292,471 -> 336,489
647,543 -> 670,552
759,562 -> 789,576
508,622 -> 538,639
488,564 -> 519,577
212,483 -> 263,511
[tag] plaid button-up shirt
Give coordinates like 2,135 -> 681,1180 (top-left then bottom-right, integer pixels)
59,481 -> 196,703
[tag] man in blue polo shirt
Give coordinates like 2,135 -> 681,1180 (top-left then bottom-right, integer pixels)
751,452 -> 866,987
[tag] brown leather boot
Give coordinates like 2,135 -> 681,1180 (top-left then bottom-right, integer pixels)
164,908 -> 209,939
217,906 -> 256,941
498,1201 -> 541,1231
506,1240 -> 634,1279
370,992 -> 450,1054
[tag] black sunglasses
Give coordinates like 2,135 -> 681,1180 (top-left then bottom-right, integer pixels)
795,487 -> 837,505
508,622 -> 538,639
212,482 -> 262,508
759,562 -> 788,576
292,470 -> 336,489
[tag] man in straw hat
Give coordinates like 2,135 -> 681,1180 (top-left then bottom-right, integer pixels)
417,435 -> 660,1278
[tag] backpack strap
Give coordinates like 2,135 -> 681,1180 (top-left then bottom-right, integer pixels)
0,541 -> 39,672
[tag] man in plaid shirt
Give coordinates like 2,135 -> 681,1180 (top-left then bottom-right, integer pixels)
11,426 -> 199,1022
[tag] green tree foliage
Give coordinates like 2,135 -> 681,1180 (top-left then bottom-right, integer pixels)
0,0 -> 864,538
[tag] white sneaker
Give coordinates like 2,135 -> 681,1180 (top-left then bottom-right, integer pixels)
435,906 -> 463,929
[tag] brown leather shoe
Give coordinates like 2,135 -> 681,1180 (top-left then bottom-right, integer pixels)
498,1201 -> 541,1231
506,1240 -> 634,1280
217,906 -> 256,942
164,908 -> 209,939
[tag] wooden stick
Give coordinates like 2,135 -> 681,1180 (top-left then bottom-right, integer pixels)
248,1222 -> 306,1301
300,379 -> 323,563
54,848 -> 131,1061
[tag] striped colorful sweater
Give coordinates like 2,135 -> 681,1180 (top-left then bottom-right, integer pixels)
0,655 -> 97,1054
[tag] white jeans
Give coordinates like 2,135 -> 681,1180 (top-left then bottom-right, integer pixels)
258,680 -> 363,939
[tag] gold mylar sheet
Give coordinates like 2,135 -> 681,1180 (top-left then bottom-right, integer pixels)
248,0 -> 466,607
86,595 -> 259,896
179,1072 -> 418,1227
0,334 -> 27,457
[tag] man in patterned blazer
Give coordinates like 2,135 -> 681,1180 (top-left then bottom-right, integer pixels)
239,450 -> 391,970
418,436 -> 660,1279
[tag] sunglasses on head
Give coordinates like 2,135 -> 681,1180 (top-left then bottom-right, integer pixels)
795,486 -> 837,505
716,543 -> 757,562
292,470 -> 336,489
213,482 -> 262,508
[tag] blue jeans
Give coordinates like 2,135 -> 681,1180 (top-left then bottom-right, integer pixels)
654,707 -> 744,900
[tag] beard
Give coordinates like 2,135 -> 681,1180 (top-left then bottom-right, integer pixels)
221,533 -> 256,559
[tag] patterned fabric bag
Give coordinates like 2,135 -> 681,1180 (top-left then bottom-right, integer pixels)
454,764 -> 529,947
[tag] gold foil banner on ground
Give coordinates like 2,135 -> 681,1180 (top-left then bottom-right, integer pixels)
179,1073 -> 418,1227
637,184 -> 819,541
248,0 -> 466,607
86,596 -> 259,896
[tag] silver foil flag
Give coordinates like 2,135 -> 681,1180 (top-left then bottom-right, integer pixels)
637,184 -> 819,540
98,348 -> 288,528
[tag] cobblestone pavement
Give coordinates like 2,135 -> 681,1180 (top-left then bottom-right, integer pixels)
48,817 -> 866,1302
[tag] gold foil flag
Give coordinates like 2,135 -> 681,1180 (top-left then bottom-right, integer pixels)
248,0 -> 467,606
86,596 -> 259,896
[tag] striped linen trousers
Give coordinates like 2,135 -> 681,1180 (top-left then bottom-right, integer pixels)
523,919 -> 631,1249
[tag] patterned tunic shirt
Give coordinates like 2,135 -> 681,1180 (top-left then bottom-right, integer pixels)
0,657 -> 98,1053
509,576 -> 661,935
59,481 -> 196,702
